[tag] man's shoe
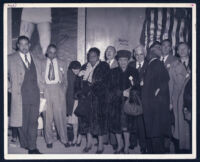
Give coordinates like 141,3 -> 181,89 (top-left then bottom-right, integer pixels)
28,149 -> 42,154
47,143 -> 53,148
64,143 -> 70,148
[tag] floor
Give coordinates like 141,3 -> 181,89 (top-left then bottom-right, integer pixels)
8,130 -> 141,154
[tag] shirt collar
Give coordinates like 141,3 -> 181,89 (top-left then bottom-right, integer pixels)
136,61 -> 144,67
160,55 -> 169,63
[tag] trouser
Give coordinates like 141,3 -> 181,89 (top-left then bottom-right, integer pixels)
12,127 -> 18,139
130,115 -> 146,149
146,137 -> 165,154
43,84 -> 68,145
18,104 -> 39,150
20,20 -> 51,55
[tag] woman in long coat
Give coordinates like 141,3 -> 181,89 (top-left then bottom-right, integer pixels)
75,47 -> 110,153
108,50 -> 139,154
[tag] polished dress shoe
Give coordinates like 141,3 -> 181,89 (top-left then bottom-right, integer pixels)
114,147 -> 124,154
96,148 -> 104,154
28,149 -> 42,154
82,145 -> 92,153
64,143 -> 70,148
112,144 -> 118,151
47,143 -> 53,148
76,143 -> 81,147
140,148 -> 147,154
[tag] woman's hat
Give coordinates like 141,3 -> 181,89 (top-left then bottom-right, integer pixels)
115,50 -> 131,60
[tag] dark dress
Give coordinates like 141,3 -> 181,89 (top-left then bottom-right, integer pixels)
108,66 -> 139,134
66,69 -> 76,116
76,61 -> 110,136
142,58 -> 171,138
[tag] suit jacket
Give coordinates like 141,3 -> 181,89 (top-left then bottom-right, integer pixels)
128,59 -> 148,83
8,51 -> 44,127
142,58 -> 171,138
41,57 -> 68,96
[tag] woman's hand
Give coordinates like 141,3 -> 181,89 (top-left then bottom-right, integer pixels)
123,88 -> 130,97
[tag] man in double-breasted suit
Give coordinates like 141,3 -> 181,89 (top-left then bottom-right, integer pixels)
8,36 -> 44,154
160,39 -> 186,152
41,44 -> 69,148
128,45 -> 148,153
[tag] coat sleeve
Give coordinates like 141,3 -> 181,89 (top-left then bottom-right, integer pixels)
7,55 -> 12,93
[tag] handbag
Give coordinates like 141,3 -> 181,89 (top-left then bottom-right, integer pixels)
123,91 -> 143,116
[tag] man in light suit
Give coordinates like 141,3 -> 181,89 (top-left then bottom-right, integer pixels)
42,44 -> 69,148
160,39 -> 186,153
8,36 -> 44,154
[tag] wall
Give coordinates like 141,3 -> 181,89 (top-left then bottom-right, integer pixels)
86,8 -> 145,60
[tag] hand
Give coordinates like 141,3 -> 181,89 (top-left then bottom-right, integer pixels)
140,80 -> 144,86
78,70 -> 85,77
123,89 -> 130,97
155,88 -> 160,96
170,104 -> 173,110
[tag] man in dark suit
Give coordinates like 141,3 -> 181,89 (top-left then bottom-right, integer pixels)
142,42 -> 171,153
128,45 -> 148,153
8,36 -> 44,154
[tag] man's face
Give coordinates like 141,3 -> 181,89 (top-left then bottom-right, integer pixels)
118,57 -> 129,70
17,39 -> 30,54
47,47 -> 57,60
161,41 -> 172,56
88,52 -> 99,66
178,44 -> 189,57
135,49 -> 145,63
151,44 -> 162,57
106,47 -> 115,60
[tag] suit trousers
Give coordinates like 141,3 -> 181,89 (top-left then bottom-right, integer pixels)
43,84 -> 68,145
18,104 -> 39,150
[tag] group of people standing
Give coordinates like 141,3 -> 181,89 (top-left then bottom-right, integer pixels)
8,35 -> 192,154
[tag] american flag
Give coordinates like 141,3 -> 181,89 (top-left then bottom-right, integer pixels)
140,8 -> 192,55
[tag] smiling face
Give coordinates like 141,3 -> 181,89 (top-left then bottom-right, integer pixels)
161,41 -> 172,56
17,38 -> 31,54
135,48 -> 145,63
105,46 -> 116,61
88,51 -> 99,66
72,69 -> 80,75
178,43 -> 190,58
47,46 -> 57,60
118,57 -> 129,71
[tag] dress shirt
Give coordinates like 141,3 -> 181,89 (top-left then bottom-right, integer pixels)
19,52 -> 31,68
136,61 -> 144,69
160,55 -> 169,63
45,58 -> 60,84
107,59 -> 114,67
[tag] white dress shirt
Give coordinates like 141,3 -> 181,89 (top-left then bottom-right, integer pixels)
107,59 -> 114,67
19,52 -> 31,68
160,55 -> 169,63
136,61 -> 144,69
45,58 -> 60,84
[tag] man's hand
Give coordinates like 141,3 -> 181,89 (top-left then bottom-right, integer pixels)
183,107 -> 192,121
155,88 -> 160,96
140,80 -> 144,86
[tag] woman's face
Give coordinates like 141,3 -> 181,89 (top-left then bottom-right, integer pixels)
72,69 -> 80,75
118,57 -> 129,70
106,47 -> 115,60
88,52 -> 99,66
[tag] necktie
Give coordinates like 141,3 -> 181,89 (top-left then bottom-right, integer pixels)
138,63 -> 141,72
161,57 -> 165,64
24,54 -> 30,68
183,61 -> 187,69
48,60 -> 55,80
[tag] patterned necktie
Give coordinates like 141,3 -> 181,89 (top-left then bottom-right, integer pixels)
48,60 -> 55,80
183,61 -> 187,70
24,54 -> 30,68
161,57 -> 165,64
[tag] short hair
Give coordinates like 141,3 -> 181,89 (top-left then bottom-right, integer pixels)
104,46 -> 116,60
161,39 -> 172,46
17,35 -> 30,44
134,45 -> 147,56
47,44 -> 57,50
68,61 -> 81,70
87,47 -> 100,57
177,42 -> 190,49
149,41 -> 161,50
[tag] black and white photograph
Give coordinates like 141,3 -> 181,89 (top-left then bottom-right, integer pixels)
4,3 -> 196,159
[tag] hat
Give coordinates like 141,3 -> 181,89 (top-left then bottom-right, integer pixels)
115,50 -> 131,60
68,61 -> 81,70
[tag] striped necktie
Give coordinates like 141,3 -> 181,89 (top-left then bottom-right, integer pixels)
24,54 -> 30,69
48,60 -> 55,80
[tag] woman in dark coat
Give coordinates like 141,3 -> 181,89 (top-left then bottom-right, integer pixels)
75,47 -> 110,153
66,61 -> 82,146
108,50 -> 139,154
